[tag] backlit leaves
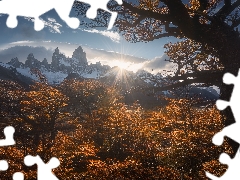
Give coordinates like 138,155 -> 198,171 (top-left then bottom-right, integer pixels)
0,80 -> 231,179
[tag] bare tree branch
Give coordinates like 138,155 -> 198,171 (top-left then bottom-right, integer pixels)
148,75 -> 221,92
152,32 -> 180,39
215,0 -> 240,20
160,0 -> 201,40
122,1 -> 172,22
171,70 -> 222,80
199,0 -> 209,11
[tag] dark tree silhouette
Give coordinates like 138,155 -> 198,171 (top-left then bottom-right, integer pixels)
74,0 -> 240,152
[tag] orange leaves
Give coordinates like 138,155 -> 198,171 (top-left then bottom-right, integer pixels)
202,160 -> 227,178
59,79 -> 123,118
115,0 -> 166,43
21,82 -> 68,116
164,39 -> 222,75
0,80 -> 232,179
83,94 -> 228,177
188,0 -> 201,11
139,0 -> 161,12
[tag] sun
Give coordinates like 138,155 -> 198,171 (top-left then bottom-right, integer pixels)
115,60 -> 131,70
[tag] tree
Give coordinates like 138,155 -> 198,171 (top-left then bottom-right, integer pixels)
0,79 -> 233,179
0,80 -> 24,122
74,0 -> 240,151
20,82 -> 72,160
164,39 -> 223,86
58,79 -> 122,117
58,79 -> 124,150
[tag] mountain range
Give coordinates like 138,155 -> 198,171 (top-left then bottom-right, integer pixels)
0,46 -> 219,108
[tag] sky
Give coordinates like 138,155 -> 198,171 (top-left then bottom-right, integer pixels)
0,3 -> 178,73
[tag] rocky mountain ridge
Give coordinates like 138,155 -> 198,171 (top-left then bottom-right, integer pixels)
0,46 -> 219,108
5,46 -> 111,84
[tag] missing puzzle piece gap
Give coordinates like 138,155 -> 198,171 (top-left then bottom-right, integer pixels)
13,172 -> 24,180
0,160 -> 8,171
0,0 -> 122,30
206,69 -> 240,179
0,126 -> 15,146
206,149 -> 240,179
24,155 -> 60,180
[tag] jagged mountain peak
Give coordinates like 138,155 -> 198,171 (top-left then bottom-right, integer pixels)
7,57 -> 24,68
54,47 -> 60,54
2,46 -> 112,84
0,47 -> 219,104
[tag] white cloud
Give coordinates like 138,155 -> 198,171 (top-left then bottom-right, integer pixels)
143,54 -> 177,75
9,40 -> 35,45
23,17 -> 62,34
82,29 -> 121,43
42,18 -> 62,34
0,46 -> 53,63
47,18 -> 57,23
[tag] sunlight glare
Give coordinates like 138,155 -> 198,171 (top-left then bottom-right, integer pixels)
115,60 -> 131,70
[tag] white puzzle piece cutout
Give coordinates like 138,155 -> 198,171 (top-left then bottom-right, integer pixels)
79,0 -> 123,30
13,172 -> 24,180
24,155 -> 60,180
212,70 -> 240,146
206,150 -> 240,179
0,160 -> 8,171
0,0 -> 79,31
0,0 -> 122,30
0,126 -> 15,146
206,69 -> 240,179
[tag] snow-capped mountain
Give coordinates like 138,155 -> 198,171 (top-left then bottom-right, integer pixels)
0,46 -> 219,108
2,46 -> 170,87
5,46 -> 111,84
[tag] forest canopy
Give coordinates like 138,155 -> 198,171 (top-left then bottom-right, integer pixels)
0,79 -> 233,179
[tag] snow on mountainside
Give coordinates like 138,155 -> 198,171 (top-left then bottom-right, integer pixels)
3,46 -> 111,84
0,45 -> 219,104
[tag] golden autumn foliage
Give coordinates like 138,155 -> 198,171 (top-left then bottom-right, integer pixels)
164,39 -> 223,74
0,79 -> 231,179
72,1 -> 239,177
58,79 -> 122,117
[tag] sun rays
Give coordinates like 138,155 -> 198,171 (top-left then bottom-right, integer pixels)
110,66 -> 132,92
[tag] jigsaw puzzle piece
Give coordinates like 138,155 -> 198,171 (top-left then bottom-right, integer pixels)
224,70 -> 240,120
0,0 -> 121,30
0,126 -> 15,146
216,99 -> 230,111
0,0 -> 79,31
34,18 -> 45,31
0,160 -> 8,171
206,149 -> 240,179
212,122 -> 240,146
207,69 -> 240,179
222,72 -> 236,85
54,0 -> 80,29
108,11 -> 118,30
78,0 -> 122,29
6,15 -> 18,29
13,172 -> 24,180
214,69 -> 240,146
24,155 -> 60,180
